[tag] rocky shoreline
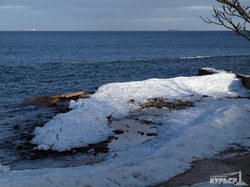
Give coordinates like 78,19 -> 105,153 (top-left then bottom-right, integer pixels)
157,151 -> 250,186
20,68 -> 250,184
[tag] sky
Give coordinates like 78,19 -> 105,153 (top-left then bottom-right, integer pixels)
0,0 -> 248,31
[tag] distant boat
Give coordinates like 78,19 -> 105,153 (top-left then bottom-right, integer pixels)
168,29 -> 180,32
24,28 -> 37,31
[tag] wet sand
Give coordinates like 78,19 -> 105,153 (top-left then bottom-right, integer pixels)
157,153 -> 250,187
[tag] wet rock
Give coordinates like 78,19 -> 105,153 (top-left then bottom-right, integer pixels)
25,91 -> 90,106
137,131 -> 145,136
128,99 -> 135,103
79,94 -> 90,99
25,96 -> 60,106
202,95 -> 209,98
225,96 -> 250,99
106,115 -> 112,122
26,135 -> 35,141
219,143 -> 249,156
56,106 -> 70,113
140,119 -> 154,125
113,129 -> 125,134
146,133 -> 157,136
236,74 -> 250,89
90,143 -> 109,153
140,98 -> 194,110
13,125 -> 20,129
16,145 -> 23,150
198,68 -> 221,76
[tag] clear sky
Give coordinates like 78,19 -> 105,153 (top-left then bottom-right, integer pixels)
0,0 -> 248,31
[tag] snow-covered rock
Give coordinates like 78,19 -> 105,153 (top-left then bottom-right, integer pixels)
1,72 -> 249,187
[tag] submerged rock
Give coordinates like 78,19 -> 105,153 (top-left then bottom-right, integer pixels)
25,96 -> 60,106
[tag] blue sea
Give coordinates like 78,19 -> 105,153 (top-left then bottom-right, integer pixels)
0,31 -> 249,169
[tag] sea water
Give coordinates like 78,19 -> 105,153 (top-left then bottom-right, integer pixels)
0,31 -> 249,169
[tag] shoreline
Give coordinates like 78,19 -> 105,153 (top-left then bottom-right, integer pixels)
157,152 -> 250,187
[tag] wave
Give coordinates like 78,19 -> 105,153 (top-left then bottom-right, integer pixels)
1,54 -> 249,67
65,54 -> 250,66
176,56 -> 212,59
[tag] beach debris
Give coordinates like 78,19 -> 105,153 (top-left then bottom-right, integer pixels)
236,73 -> 250,89
113,129 -> 125,135
25,91 -> 89,106
140,97 -> 194,110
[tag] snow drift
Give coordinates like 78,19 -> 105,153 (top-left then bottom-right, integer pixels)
31,72 -> 248,151
0,72 -> 249,187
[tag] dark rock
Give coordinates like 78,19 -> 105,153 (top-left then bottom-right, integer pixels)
16,145 -> 23,150
146,133 -> 157,136
113,129 -> 125,134
79,94 -> 90,99
26,135 -> 35,141
25,96 -> 60,106
140,119 -> 154,125
13,125 -> 20,129
25,91 -> 90,107
128,99 -> 135,103
225,96 -> 250,99
140,98 -> 194,110
198,68 -> 220,76
236,73 -> 250,89
57,106 -> 70,113
202,95 -> 209,98
106,115 -> 112,122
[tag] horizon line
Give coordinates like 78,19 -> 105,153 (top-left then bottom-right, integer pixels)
0,29 -> 230,32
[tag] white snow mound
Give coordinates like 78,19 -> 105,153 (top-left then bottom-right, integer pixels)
0,72 -> 250,186
31,72 -> 249,151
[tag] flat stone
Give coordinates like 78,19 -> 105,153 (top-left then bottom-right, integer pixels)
25,96 -> 60,106
236,74 -> 250,89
